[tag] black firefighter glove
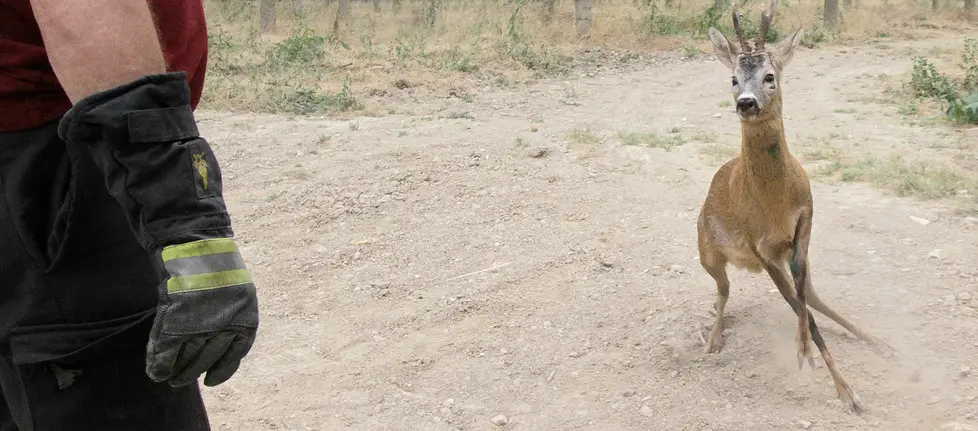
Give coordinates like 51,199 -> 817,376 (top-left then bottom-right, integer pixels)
57,72 -> 259,388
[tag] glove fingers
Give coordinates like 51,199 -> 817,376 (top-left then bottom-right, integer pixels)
168,333 -> 236,387
147,336 -> 206,383
203,333 -> 256,387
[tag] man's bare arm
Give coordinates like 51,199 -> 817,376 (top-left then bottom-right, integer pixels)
29,0 -> 167,103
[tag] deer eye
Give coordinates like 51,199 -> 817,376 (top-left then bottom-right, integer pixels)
731,77 -> 738,86
764,73 -> 775,83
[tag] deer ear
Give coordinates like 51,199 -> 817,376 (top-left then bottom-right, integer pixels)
708,27 -> 740,70
773,28 -> 803,69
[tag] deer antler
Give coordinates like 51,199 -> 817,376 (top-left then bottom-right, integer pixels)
730,1 -> 751,53
756,0 -> 778,51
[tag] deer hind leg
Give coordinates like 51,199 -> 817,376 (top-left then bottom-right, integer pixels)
701,252 -> 731,354
805,285 -> 895,354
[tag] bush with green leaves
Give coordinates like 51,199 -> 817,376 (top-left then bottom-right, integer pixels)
500,0 -> 569,77
963,38 -> 978,92
908,54 -> 978,125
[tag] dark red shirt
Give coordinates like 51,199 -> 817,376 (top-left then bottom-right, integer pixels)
0,1 -> 208,132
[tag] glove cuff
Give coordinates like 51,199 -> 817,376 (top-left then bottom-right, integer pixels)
58,72 -> 195,145
55,71 -> 232,251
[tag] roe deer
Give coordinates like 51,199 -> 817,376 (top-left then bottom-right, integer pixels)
696,0 -> 892,413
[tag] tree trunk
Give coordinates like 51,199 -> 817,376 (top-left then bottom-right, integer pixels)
843,0 -> 855,8
339,0 -> 351,19
575,0 -> 593,39
932,0 -> 938,10
966,0 -> 975,10
823,0 -> 839,28
260,0 -> 277,33
542,0 -> 557,23
714,0 -> 724,9
373,0 -> 381,14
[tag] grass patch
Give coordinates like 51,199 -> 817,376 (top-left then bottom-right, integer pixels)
202,24 -> 363,114
565,128 -> 603,147
805,146 -> 845,162
813,154 -> 975,200
618,130 -> 685,151
200,0 -> 978,116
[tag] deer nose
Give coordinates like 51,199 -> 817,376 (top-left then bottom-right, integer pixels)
737,97 -> 758,112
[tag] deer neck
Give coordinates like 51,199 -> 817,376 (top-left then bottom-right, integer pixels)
739,114 -> 791,182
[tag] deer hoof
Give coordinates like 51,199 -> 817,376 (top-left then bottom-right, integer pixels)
705,332 -> 724,354
840,386 -> 866,414
796,331 -> 815,370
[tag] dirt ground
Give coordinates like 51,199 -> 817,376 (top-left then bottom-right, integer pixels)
194,35 -> 978,430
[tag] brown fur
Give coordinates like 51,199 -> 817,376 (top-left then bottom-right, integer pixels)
697,0 -> 893,414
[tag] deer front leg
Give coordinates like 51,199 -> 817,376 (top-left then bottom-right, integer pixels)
701,257 -> 731,354
755,231 -> 865,413
763,260 -> 865,413
790,213 -> 816,370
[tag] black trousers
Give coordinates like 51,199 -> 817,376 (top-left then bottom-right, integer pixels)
0,120 -> 211,431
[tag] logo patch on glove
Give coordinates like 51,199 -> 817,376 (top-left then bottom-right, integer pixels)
193,152 -> 209,190
189,145 -> 218,199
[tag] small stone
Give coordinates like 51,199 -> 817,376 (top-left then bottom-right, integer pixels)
670,370 -> 680,378
798,419 -> 813,429
443,398 -> 455,407
547,370 -> 556,382
622,390 -> 636,397
928,249 -> 944,259
960,366 -> 972,377
491,414 -> 509,426
668,264 -> 686,274
640,404 -> 655,417
713,113 -> 722,118
528,148 -> 548,158
747,371 -> 758,378
958,292 -> 973,304
909,215 -> 932,225
500,348 -> 510,355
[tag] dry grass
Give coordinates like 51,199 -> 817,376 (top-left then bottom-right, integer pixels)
199,0 -> 978,115
565,127 -> 603,147
618,129 -> 685,151
807,146 -> 977,204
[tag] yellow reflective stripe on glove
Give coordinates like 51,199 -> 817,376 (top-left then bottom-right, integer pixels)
162,238 -> 253,294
